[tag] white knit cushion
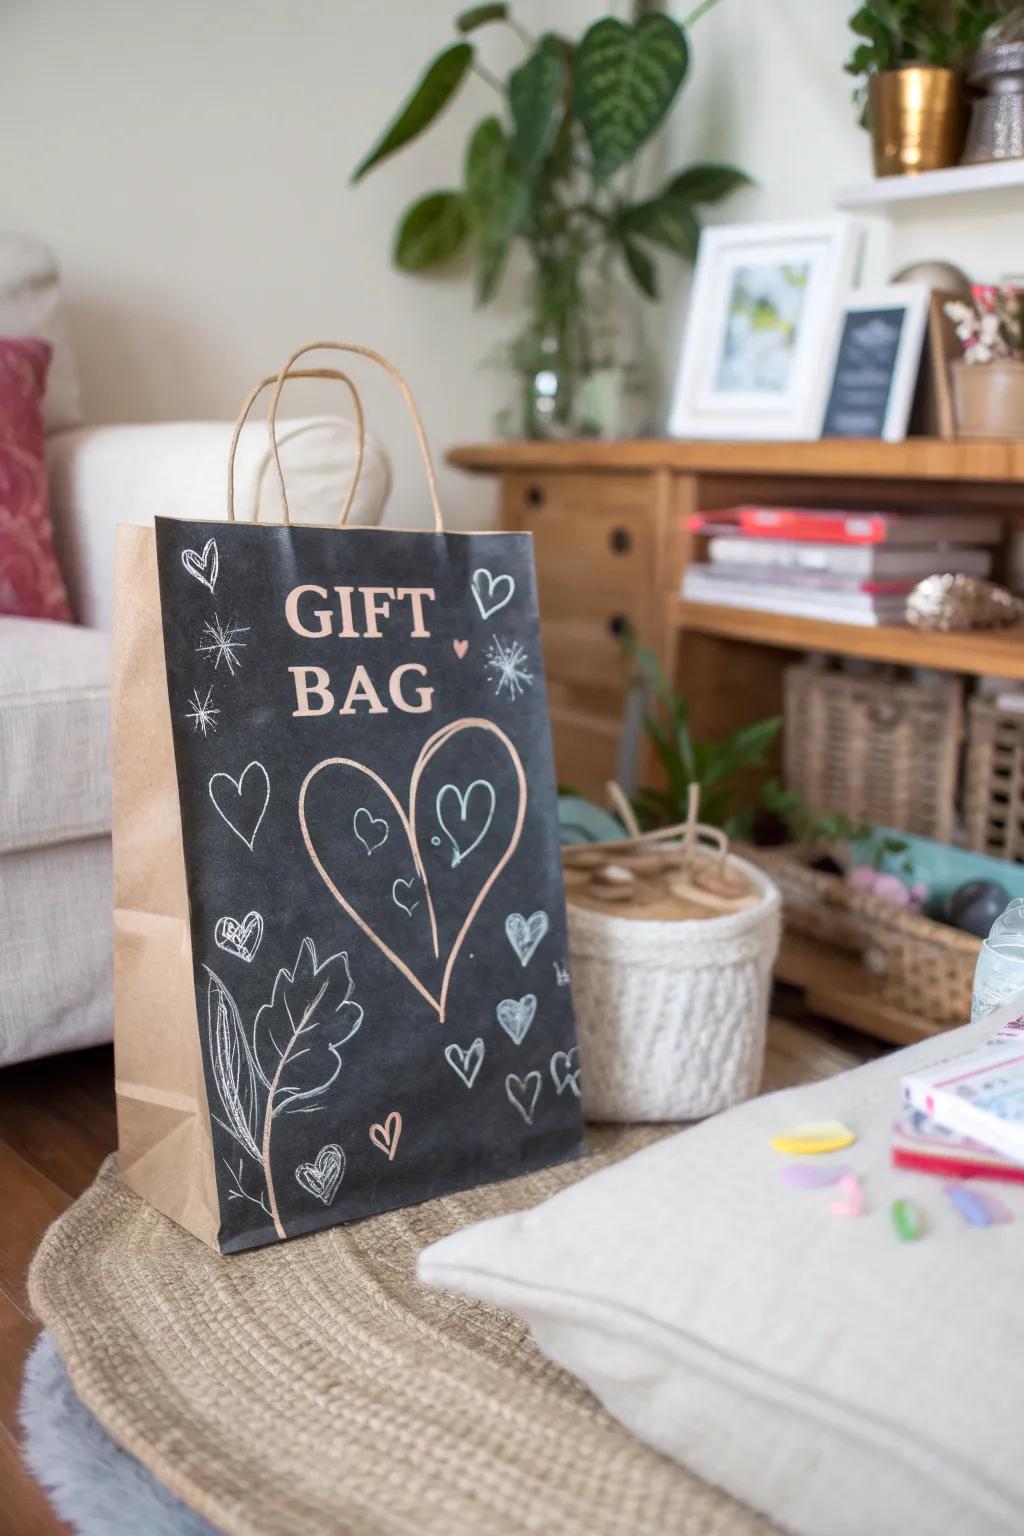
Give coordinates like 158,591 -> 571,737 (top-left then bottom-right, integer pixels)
0,232 -> 81,433
420,1017 -> 1024,1536
0,616 -> 109,854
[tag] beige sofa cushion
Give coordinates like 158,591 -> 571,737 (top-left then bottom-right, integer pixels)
0,616 -> 109,854
420,1016 -> 1024,1536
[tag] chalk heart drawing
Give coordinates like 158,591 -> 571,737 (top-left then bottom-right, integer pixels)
208,761 -> 270,850
392,877 -> 419,917
300,718 -> 527,1023
496,994 -> 537,1046
506,1071 -> 542,1126
445,1037 -> 484,1089
354,807 -> 389,856
436,779 -> 496,869
471,567 -> 515,621
181,537 -> 219,592
294,1144 -> 346,1206
453,639 -> 469,660
550,1047 -> 581,1098
505,910 -> 549,968
214,910 -> 263,964
369,1110 -> 402,1161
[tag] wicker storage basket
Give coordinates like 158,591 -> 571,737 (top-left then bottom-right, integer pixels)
750,846 -> 980,1026
567,856 -> 781,1121
964,696 -> 1024,859
784,663 -> 962,841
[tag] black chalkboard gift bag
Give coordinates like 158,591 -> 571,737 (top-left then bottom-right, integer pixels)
112,343 -> 585,1253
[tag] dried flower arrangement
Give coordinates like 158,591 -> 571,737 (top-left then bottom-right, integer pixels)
945,284 -> 1024,364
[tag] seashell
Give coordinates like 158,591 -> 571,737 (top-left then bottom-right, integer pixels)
906,573 -> 1024,632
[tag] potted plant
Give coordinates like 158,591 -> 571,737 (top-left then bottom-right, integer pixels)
844,1 -> 1004,175
351,3 -> 748,440
945,284 -> 1024,438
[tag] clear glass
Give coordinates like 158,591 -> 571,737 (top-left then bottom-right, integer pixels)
971,897 -> 1024,1018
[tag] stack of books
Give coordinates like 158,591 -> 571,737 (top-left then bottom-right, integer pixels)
682,506 -> 999,628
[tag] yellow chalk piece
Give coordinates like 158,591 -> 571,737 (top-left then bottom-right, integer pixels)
770,1120 -> 856,1156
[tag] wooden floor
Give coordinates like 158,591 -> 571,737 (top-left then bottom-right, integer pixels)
0,995 -> 882,1535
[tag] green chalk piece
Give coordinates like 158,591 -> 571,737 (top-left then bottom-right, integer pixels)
891,1198 -> 925,1243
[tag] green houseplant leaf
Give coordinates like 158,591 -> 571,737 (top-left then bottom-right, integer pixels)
394,191 -> 468,271
456,2 -> 507,33
665,162 -> 751,205
574,13 -> 689,180
617,194 -> 700,261
509,34 -> 567,175
464,116 -> 529,303
352,43 -> 474,182
621,236 -> 658,299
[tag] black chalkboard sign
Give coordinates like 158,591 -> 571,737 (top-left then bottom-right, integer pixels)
822,305 -> 912,439
154,518 -> 585,1253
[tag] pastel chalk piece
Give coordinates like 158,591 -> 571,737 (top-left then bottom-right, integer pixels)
770,1120 -> 856,1156
891,1197 -> 926,1243
944,1184 -> 993,1228
779,1164 -> 852,1190
827,1173 -> 865,1218
976,1190 -> 1014,1225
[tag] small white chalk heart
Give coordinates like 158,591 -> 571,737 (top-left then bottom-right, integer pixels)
550,1047 -> 581,1098
208,761 -> 270,851
505,911 -> 549,968
294,1144 -> 345,1205
213,910 -> 263,963
505,1070 -> 542,1125
392,878 -> 419,916
496,994 -> 537,1046
353,807 -> 389,856
471,567 -> 515,621
445,1038 -> 484,1089
181,538 -> 219,592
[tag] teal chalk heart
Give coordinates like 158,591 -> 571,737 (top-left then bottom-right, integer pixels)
435,779 -> 496,869
496,994 -> 537,1046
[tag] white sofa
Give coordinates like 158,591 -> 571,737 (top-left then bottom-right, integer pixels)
1,401 -> 390,1067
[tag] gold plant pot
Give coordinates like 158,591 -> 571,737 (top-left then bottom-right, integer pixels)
868,67 -> 963,177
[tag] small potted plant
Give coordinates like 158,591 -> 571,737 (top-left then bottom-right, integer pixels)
945,284 -> 1024,438
844,1 -> 1003,175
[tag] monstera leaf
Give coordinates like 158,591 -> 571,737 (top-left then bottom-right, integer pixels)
253,938 -> 364,1117
509,35 -> 566,175
394,191 -> 468,271
352,43 -> 474,182
205,968 -> 263,1164
574,14 -> 689,181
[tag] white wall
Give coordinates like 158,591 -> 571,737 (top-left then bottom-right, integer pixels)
2,0 -> 1020,525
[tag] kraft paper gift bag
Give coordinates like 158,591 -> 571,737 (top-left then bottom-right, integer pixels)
113,343 -> 585,1253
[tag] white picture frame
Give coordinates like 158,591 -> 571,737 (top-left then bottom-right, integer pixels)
820,284 -> 931,443
668,218 -> 864,441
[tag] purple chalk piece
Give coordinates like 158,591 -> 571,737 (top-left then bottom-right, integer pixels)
975,1190 -> 1014,1225
944,1184 -> 992,1228
779,1164 -> 851,1190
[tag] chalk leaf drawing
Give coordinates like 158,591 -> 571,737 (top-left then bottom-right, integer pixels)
550,1047 -> 581,1098
184,685 -> 220,736
206,968 -> 263,1166
553,962 -> 570,987
392,878 -> 420,917
471,566 -> 515,621
505,1071 -> 542,1126
496,994 -> 537,1046
435,779 -> 496,869
208,760 -> 270,850
214,910 -> 264,964
369,1110 -> 402,1161
452,639 -> 469,659
295,1144 -> 346,1206
486,635 -> 534,702
300,719 -> 527,1023
197,613 -> 250,675
181,537 -> 219,592
254,938 -> 364,1238
445,1038 -> 485,1089
353,807 -> 389,856
505,911 -> 549,968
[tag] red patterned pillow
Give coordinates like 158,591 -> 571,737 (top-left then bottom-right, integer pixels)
0,336 -> 72,621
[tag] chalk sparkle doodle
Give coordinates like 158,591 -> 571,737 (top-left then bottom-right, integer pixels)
485,635 -> 534,701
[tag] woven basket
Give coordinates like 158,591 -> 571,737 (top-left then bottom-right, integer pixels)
567,856 -> 781,1122
964,696 -> 1024,859
750,846 -> 979,1026
784,663 -> 962,841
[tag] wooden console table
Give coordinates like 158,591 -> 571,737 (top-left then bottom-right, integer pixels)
450,437 -> 1024,1042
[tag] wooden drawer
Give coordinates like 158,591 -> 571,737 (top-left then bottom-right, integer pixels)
501,472 -> 658,594
537,583 -> 655,691
548,704 -> 622,799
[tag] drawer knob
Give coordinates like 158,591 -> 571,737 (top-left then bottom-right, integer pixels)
607,614 -> 631,639
609,526 -> 632,554
525,483 -> 546,508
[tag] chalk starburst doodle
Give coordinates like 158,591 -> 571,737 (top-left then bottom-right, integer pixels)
198,613 -> 250,675
184,685 -> 220,736
485,635 -> 534,702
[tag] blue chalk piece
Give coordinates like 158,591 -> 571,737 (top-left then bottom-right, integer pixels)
944,1184 -> 992,1228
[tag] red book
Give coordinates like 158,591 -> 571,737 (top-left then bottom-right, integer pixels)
687,506 -> 1001,546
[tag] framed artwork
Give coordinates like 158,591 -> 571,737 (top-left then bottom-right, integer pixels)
821,284 -> 931,443
668,218 -> 864,441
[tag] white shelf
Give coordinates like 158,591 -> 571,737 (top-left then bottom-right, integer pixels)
836,157 -> 1024,210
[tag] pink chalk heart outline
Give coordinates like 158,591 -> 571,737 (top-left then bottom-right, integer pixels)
298,718 -> 527,1024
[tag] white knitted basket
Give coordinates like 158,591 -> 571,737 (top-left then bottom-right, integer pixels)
567,856 -> 781,1122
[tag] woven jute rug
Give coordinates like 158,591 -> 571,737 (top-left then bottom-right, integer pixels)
28,1129 -> 776,1536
